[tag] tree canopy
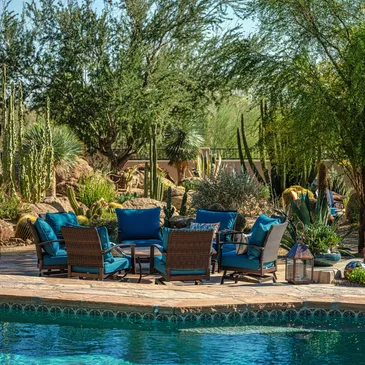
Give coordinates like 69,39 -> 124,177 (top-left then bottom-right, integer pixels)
3,0 -> 243,170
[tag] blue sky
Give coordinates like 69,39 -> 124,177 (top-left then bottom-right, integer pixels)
8,0 -> 256,35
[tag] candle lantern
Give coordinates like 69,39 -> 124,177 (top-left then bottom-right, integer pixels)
285,223 -> 314,284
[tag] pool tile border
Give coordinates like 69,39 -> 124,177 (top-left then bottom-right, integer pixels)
1,302 -> 365,325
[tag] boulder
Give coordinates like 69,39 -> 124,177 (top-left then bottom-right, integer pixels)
26,203 -> 59,217
41,196 -> 74,213
121,198 -> 178,225
56,157 -> 93,194
0,219 -> 14,241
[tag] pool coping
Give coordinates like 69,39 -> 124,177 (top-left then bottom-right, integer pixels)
1,274 -> 365,316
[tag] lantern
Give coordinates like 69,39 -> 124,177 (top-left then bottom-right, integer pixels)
285,225 -> 314,284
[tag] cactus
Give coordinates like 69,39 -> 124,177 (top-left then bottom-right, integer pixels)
143,162 -> 149,198
155,175 -> 165,201
149,130 -> 157,198
108,202 -> 124,210
180,190 -> 188,216
76,215 -> 89,226
45,97 -> 54,191
15,215 -> 37,241
67,186 -> 84,215
163,186 -> 175,227
1,64 -> 8,183
196,151 -> 222,179
315,162 -> 329,218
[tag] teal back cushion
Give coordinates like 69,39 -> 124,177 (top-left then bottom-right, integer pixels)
45,212 -> 79,238
248,215 -> 282,259
196,209 -> 237,231
116,207 -> 162,240
97,226 -> 114,263
34,218 -> 59,256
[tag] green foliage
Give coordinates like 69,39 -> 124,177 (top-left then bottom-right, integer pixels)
115,192 -> 141,205
304,223 -> 342,255
328,167 -> 351,196
0,192 -> 29,220
192,169 -> 269,211
347,268 -> 365,286
77,175 -> 117,207
163,187 -> 175,227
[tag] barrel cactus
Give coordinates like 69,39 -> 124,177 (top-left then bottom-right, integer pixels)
76,215 -> 90,226
15,215 -> 37,241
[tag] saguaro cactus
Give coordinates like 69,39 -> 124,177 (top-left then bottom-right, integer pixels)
143,162 -> 149,198
163,186 -> 175,227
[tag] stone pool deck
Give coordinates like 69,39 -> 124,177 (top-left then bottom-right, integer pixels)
1,248 -> 365,315
1,274 -> 365,315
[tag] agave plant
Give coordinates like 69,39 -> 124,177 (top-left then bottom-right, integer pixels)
279,194 -> 356,257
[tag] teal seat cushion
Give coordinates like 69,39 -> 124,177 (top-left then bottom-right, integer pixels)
34,218 -> 59,256
45,212 -> 79,238
248,215 -> 282,259
43,249 -> 68,266
116,207 -> 161,240
72,256 -> 131,274
221,251 -> 274,270
154,255 -> 206,276
196,209 -> 237,231
121,239 -> 163,248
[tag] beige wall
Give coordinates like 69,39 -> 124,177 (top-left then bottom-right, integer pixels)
125,158 -> 349,187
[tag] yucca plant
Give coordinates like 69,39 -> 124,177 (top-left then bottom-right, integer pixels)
24,124 -> 83,197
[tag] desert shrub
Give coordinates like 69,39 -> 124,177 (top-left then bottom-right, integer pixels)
347,268 -> 365,285
115,192 -> 141,204
77,175 -> 117,207
0,193 -> 29,220
191,169 -> 269,211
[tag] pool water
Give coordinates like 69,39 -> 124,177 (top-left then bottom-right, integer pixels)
1,313 -> 365,364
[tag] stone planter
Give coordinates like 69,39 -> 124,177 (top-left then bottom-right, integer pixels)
314,252 -> 341,267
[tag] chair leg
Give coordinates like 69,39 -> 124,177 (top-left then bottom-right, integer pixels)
211,261 -> 216,274
273,272 -> 277,283
220,270 -> 227,285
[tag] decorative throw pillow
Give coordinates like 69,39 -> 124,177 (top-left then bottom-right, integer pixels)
189,222 -> 220,235
235,233 -> 251,255
34,218 -> 59,256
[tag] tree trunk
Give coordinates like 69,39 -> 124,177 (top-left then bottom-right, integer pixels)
111,152 -> 134,172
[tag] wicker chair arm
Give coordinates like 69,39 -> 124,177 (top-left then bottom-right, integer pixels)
217,241 -> 264,250
103,243 -> 136,254
36,239 -> 65,246
150,244 -> 164,253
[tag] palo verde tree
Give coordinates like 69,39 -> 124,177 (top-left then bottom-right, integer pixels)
234,0 -> 365,252
23,0 -> 240,170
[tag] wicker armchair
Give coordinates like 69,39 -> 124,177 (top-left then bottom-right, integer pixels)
218,221 -> 288,284
150,229 -> 214,284
27,219 -> 67,276
62,226 -> 136,281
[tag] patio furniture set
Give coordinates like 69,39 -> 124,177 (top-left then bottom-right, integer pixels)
27,207 -> 287,285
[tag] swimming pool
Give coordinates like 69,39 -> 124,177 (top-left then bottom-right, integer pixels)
1,304 -> 365,365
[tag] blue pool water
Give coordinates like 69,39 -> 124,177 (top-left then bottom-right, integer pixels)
1,311 -> 365,364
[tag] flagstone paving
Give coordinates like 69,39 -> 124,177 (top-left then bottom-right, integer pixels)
1,248 -> 365,314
